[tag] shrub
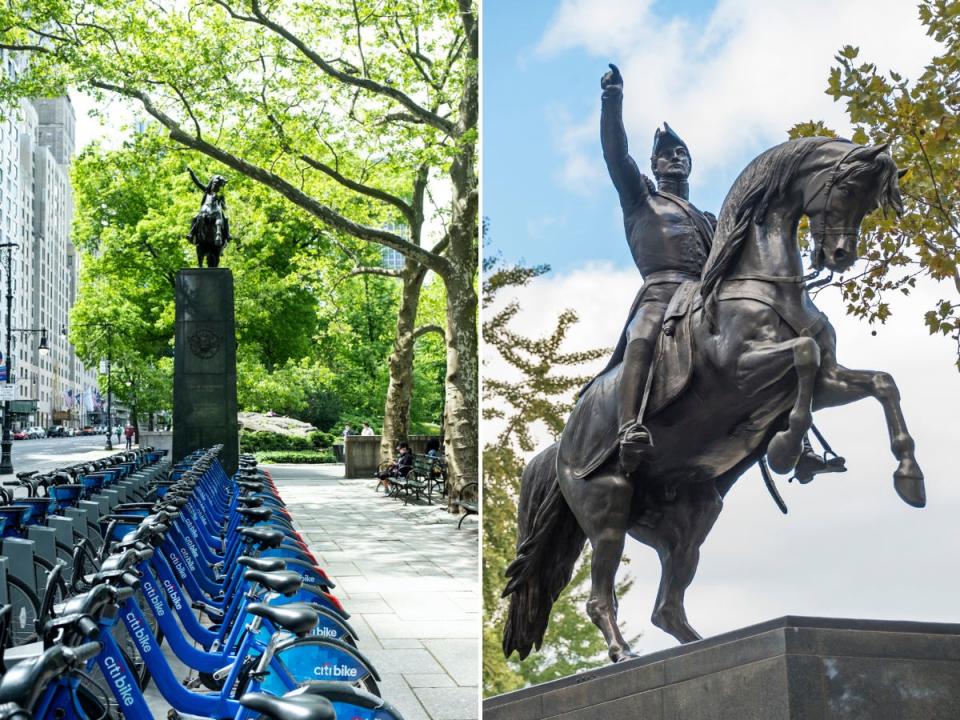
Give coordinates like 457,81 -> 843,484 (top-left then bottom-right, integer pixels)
254,450 -> 336,464
240,430 -> 313,452
308,430 -> 337,448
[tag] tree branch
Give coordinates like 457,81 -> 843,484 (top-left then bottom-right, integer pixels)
237,0 -> 455,135
413,324 -> 444,340
299,153 -> 414,224
90,80 -> 452,277
349,267 -> 403,278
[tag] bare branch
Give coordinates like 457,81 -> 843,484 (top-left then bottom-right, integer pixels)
413,324 -> 444,340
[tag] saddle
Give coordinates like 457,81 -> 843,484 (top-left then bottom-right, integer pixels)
558,281 -> 700,479
559,277 -> 829,479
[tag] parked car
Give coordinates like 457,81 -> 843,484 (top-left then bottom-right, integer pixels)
46,426 -> 66,438
12,430 -> 27,440
79,426 -> 95,436
26,426 -> 45,439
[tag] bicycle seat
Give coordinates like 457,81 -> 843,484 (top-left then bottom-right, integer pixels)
237,556 -> 286,573
238,506 -> 272,522
14,471 -> 36,481
239,526 -> 285,548
237,495 -> 263,508
240,691 -> 334,720
244,570 -> 303,597
246,603 -> 318,637
297,680 -> 398,711
238,480 -> 266,492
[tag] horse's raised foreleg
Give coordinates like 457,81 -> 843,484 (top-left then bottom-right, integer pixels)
737,336 -> 821,473
814,363 -> 925,507
563,468 -> 635,662
631,482 -> 723,644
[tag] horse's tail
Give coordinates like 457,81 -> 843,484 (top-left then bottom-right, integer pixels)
502,443 -> 586,660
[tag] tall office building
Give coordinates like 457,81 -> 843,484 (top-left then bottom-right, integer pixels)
0,55 -> 99,429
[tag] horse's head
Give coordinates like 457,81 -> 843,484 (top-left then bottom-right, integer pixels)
802,141 -> 903,273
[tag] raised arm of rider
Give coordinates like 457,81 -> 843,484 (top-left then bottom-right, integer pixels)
600,65 -> 649,208
187,166 -> 208,193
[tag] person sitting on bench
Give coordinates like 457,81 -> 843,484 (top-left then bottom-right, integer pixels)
376,442 -> 414,493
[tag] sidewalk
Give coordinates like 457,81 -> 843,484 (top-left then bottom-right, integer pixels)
269,463 -> 480,720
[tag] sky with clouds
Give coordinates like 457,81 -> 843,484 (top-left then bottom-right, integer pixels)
483,0 -> 960,659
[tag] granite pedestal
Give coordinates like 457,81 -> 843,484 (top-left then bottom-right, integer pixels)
172,269 -> 238,475
484,617 -> 960,720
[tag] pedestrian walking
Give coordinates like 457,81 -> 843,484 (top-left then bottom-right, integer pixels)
124,424 -> 134,449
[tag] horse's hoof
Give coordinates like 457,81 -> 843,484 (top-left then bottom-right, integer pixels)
767,431 -> 801,474
610,648 -> 638,663
894,460 -> 926,508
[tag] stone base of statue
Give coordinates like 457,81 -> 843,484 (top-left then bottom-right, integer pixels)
484,617 -> 960,720
173,268 -> 238,475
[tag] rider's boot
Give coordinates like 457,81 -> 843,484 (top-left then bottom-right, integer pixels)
618,338 -> 656,473
792,434 -> 846,484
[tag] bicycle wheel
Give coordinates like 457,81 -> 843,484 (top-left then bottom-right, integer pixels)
5,573 -> 40,645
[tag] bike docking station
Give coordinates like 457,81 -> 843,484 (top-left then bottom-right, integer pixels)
0,445 -> 407,720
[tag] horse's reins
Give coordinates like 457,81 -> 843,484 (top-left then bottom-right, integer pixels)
725,144 -> 862,286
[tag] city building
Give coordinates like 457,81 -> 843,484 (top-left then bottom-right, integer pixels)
0,64 -> 100,429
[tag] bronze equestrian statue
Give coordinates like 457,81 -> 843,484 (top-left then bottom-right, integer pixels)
187,167 -> 231,267
502,65 -> 923,664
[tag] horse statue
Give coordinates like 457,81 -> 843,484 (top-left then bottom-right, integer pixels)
501,137 -> 923,664
186,167 -> 231,268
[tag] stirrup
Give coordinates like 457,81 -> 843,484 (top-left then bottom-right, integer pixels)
790,450 -> 846,484
619,423 -> 655,472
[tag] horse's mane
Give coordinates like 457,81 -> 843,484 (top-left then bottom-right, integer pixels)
699,136 -> 902,328
700,137 -> 836,311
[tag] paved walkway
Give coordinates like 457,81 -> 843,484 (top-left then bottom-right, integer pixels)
269,463 -> 480,720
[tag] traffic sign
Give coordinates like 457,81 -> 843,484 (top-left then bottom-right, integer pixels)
0,385 -> 14,401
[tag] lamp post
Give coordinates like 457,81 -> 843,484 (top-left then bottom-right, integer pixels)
0,241 -> 17,475
63,322 -> 115,450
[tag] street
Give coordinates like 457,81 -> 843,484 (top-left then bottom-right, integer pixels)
0,433 -> 131,481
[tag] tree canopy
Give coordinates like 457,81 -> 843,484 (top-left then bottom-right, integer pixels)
789,0 -> 959,367
69,129 -> 444,432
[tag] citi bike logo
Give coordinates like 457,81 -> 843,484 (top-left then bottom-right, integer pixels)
142,579 -> 165,617
163,578 -> 184,610
126,611 -> 153,654
169,551 -> 187,578
104,654 -> 136,707
313,626 -> 338,639
179,546 -> 197,572
184,534 -> 200,559
313,662 -> 358,679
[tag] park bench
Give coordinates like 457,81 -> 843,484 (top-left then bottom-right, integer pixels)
380,462 -> 426,505
411,454 -> 447,505
454,481 -> 478,529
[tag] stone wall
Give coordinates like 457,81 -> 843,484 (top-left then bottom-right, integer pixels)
343,435 -> 439,478
138,431 -> 172,456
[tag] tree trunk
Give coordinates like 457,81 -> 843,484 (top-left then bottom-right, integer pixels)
380,264 -> 428,463
442,269 -> 479,508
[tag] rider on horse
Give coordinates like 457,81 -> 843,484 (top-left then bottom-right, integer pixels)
187,167 -> 231,267
591,64 -> 837,480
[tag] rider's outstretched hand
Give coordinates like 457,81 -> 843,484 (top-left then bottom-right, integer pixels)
601,63 -> 623,91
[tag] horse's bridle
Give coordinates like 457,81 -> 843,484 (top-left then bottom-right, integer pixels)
802,144 -> 863,239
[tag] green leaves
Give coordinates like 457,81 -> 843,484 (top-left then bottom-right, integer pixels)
790,0 -> 960,366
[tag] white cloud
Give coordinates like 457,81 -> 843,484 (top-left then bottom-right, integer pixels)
537,0 -> 940,196
486,263 -> 960,654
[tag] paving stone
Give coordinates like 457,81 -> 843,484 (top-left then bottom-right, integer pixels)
268,462 -> 479,720
414,687 -> 479,720
423,639 -> 479,686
